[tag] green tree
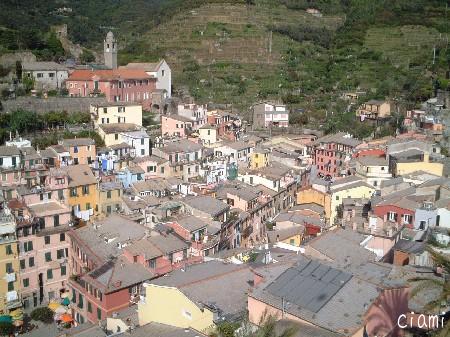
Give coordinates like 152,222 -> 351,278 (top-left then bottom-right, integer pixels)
0,322 -> 14,336
30,307 -> 54,324
79,49 -> 95,64
9,109 -> 40,134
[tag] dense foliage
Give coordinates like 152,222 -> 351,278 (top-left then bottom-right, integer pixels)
30,307 -> 54,324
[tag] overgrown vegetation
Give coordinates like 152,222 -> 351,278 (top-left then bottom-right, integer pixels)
30,307 -> 54,324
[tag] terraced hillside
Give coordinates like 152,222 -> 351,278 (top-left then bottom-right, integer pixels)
119,2 -> 344,110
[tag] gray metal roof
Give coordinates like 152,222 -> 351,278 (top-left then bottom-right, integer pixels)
265,259 -> 352,313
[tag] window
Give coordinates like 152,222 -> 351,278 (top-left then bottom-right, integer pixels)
162,69 -> 165,77
86,203 -> 91,210
403,214 -> 412,224
6,263 -> 13,273
60,233 -> 65,242
54,215 -> 60,227
387,212 -> 398,221
45,236 -> 50,245
149,259 -> 156,269
419,221 -> 427,230
45,252 -> 52,262
29,257 -> 35,267
290,239 -> 295,245
335,195 -> 340,201
141,149 -> 145,156
106,206 -> 112,214
87,301 -> 92,313
107,191 -> 112,199
20,259 -> 25,270
5,244 -> 13,255
57,249 -> 65,259
74,146 -> 79,153
47,269 -> 53,280
160,167 -> 165,174
58,189 -> 64,200
37,73 -> 43,78
115,134 -> 119,140
23,278 -> 29,287
78,294 -> 84,309
141,138 -> 144,145
61,265 -> 66,276
74,158 -> 79,165
70,188 -> 77,197
24,241 -> 33,252
82,185 -> 89,195
8,281 -> 14,291
97,308 -> 102,320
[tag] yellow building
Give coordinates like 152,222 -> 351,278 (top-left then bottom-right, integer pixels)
138,284 -> 214,332
393,153 -> 443,177
297,187 -> 331,221
98,123 -> 143,147
249,148 -> 270,169
97,181 -> 123,215
90,102 -> 143,128
138,261 -> 254,333
266,226 -> 303,246
329,180 -> 375,225
62,165 -> 98,221
0,207 -> 21,313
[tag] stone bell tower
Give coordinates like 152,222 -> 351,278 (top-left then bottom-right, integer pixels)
104,31 -> 117,69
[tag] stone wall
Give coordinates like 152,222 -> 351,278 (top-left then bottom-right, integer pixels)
1,97 -> 107,113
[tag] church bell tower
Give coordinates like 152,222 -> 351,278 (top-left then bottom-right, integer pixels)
104,31 -> 118,69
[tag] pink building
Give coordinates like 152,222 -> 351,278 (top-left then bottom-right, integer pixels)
66,69 -> 156,109
161,115 -> 193,138
9,167 -> 72,309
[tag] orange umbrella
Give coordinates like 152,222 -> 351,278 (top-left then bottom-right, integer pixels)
60,314 -> 73,323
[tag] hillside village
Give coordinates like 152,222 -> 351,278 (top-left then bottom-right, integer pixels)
0,3 -> 449,337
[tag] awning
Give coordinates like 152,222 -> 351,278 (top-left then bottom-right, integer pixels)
60,314 -> 73,323
0,315 -> 12,323
48,301 -> 61,311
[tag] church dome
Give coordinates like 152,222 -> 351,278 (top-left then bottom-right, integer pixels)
106,31 -> 114,40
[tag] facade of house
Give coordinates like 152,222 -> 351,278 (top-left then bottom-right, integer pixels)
198,124 -> 218,145
161,115 -> 193,138
0,205 -> 21,313
120,131 -> 150,158
310,132 -> 362,178
66,69 -> 156,109
22,62 -> 69,90
90,103 -> 143,128
249,148 -> 270,169
252,102 -> 289,129
97,182 -> 122,215
98,123 -> 143,147
356,100 -> 392,120
355,156 -> 392,188
0,145 -> 21,169
177,103 -> 207,129
62,165 -> 98,221
61,138 -> 96,165
120,59 -> 172,97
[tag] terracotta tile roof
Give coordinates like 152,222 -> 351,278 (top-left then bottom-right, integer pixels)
68,69 -> 153,81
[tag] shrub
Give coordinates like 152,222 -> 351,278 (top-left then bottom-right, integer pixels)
30,307 -> 54,324
0,322 -> 14,336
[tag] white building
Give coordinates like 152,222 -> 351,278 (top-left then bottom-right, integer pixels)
177,103 -> 208,129
252,102 -> 289,129
355,156 -> 392,188
120,131 -> 151,157
214,141 -> 253,163
0,145 -> 21,169
22,62 -> 69,90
